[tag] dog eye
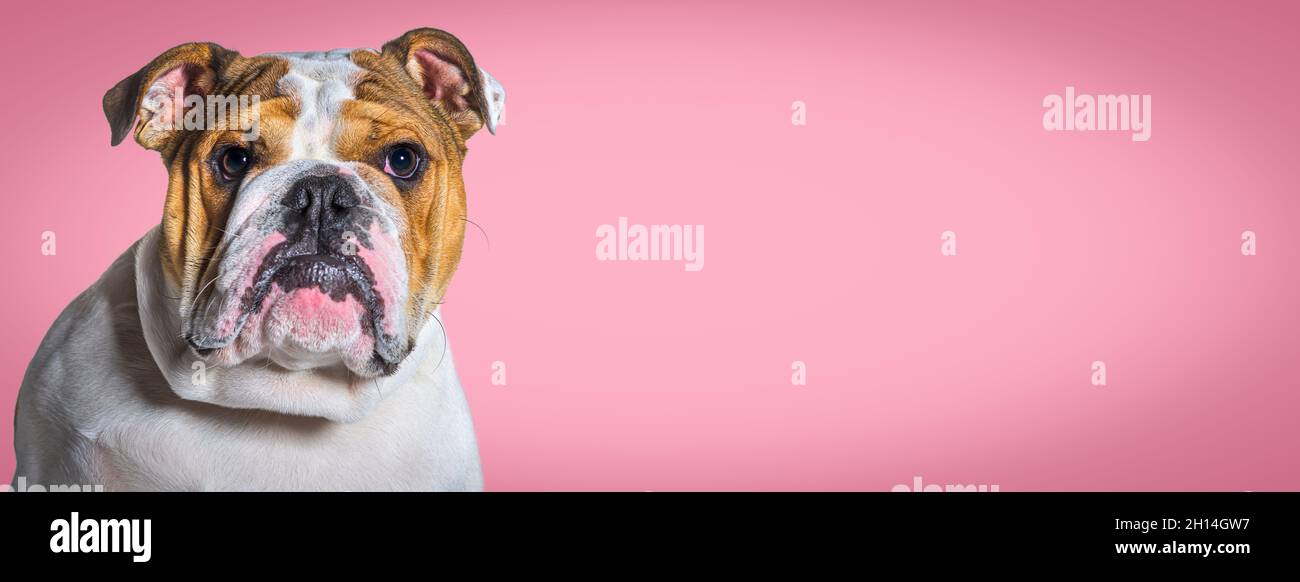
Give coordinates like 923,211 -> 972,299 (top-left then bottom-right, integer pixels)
219,147 -> 253,181
384,145 -> 421,179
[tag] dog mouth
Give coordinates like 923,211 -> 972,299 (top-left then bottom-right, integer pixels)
242,250 -> 379,318
187,241 -> 405,375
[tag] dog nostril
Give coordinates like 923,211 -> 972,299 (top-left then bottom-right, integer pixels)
331,189 -> 359,210
281,188 -> 310,211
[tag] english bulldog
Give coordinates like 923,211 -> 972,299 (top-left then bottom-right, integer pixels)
11,28 -> 505,491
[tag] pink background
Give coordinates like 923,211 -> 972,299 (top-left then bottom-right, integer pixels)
2,0 -> 1298,491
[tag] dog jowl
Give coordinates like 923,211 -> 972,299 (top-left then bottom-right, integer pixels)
103,30 -> 506,378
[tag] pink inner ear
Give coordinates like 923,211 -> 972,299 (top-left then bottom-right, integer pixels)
147,66 -> 188,126
413,50 -> 471,112
143,64 -> 203,129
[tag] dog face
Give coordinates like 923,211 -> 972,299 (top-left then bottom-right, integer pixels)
104,29 -> 504,378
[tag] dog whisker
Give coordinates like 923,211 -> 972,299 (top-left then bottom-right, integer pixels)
461,216 -> 491,250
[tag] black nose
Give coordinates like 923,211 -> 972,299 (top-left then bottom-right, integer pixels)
281,175 -> 360,247
282,174 -> 359,213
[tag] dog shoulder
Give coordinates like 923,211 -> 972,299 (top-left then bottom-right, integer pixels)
15,240 -> 161,478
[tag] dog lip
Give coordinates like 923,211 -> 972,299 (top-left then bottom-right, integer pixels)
284,252 -> 347,263
186,229 -> 412,374
268,252 -> 372,295
190,245 -> 398,362
278,253 -> 353,280
186,339 -> 217,356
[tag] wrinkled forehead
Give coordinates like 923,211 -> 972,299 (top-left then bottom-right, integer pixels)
265,50 -> 380,103
263,50 -> 368,159
222,49 -> 431,162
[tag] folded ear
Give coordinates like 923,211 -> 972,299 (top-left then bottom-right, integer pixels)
102,42 -> 240,149
381,28 -> 505,139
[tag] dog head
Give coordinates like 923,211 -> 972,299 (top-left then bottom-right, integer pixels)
105,29 -> 504,381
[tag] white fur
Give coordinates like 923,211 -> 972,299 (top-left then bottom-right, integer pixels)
13,227 -> 481,491
480,68 -> 506,133
270,51 -> 361,161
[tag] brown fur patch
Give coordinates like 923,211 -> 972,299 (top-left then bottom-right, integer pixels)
339,49 -> 470,322
155,56 -> 292,302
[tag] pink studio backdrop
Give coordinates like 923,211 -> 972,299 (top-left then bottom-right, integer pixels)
2,0 -> 1298,491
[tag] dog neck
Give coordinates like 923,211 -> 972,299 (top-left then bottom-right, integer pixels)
133,226 -> 445,422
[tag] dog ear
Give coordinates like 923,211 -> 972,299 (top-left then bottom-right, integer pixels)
103,42 -> 241,149
381,28 -> 505,139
